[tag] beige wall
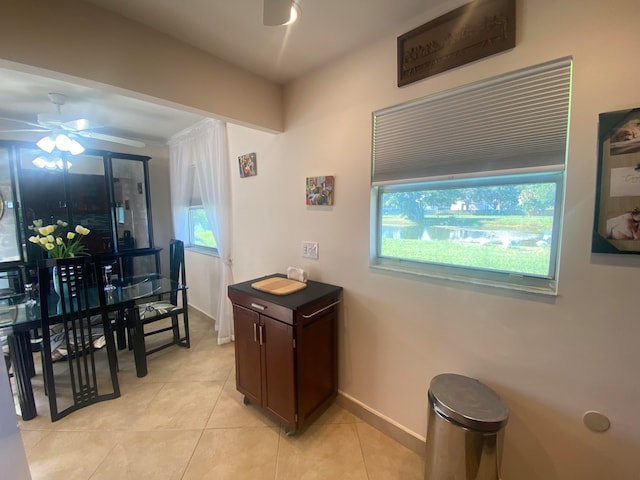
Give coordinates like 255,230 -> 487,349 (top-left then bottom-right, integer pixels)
1,0 -> 283,132
228,1 -> 640,479
4,0 -> 640,478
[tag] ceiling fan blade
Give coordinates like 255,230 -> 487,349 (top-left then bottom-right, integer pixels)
61,118 -> 95,131
78,130 -> 146,148
0,128 -> 49,133
0,116 -> 46,129
263,0 -> 292,26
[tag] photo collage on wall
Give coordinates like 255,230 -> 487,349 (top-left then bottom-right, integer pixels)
593,108 -> 640,253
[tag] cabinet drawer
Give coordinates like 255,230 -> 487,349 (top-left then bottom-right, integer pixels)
228,290 -> 294,325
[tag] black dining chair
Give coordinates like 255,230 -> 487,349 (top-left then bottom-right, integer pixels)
37,256 -> 120,421
134,239 -> 190,356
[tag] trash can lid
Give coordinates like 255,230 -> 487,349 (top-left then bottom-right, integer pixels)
428,373 -> 509,432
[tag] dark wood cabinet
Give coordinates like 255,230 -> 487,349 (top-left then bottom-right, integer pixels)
228,274 -> 342,434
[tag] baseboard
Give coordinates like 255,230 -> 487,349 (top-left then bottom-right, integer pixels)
186,303 -> 215,323
336,391 -> 426,456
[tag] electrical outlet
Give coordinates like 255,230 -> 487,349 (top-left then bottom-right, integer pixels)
302,241 -> 319,259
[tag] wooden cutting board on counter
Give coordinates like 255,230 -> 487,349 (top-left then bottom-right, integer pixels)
251,277 -> 307,295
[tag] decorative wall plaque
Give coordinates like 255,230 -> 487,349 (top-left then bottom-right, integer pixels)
397,0 -> 516,87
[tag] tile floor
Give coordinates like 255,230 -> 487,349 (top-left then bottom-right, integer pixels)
15,310 -> 425,479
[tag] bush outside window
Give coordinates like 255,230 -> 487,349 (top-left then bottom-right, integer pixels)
188,206 -> 217,252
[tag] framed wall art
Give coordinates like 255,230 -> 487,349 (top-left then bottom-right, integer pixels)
592,108 -> 640,254
306,176 -> 334,206
397,0 -> 515,87
238,152 -> 257,178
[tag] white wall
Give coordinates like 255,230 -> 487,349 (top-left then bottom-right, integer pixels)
0,359 -> 31,479
225,1 -> 640,479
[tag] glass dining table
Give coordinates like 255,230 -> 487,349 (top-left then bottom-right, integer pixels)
0,274 -> 186,420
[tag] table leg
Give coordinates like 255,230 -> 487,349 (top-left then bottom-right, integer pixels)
126,307 -> 147,377
7,332 -> 37,421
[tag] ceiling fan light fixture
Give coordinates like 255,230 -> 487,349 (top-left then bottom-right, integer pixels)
32,156 -> 55,169
56,158 -> 72,170
36,135 -> 56,153
55,133 -> 72,151
68,138 -> 85,155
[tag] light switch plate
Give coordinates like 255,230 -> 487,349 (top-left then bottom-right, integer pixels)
302,241 -> 319,259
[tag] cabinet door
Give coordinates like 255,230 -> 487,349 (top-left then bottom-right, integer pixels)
233,305 -> 262,405
296,308 -> 337,426
262,314 -> 295,426
66,154 -> 112,253
111,158 -> 151,249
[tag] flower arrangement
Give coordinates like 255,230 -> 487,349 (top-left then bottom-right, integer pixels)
27,219 -> 91,258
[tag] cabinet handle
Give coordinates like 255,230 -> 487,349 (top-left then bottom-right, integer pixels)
259,325 -> 264,345
251,302 -> 266,311
253,322 -> 257,343
301,300 -> 341,319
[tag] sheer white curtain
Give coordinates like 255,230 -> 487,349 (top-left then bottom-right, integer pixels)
168,118 -> 234,344
168,139 -> 194,241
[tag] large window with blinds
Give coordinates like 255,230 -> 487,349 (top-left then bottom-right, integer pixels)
370,58 -> 572,294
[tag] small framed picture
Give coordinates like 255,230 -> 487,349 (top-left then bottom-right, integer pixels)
306,176 -> 334,206
238,153 -> 257,178
592,108 -> 640,254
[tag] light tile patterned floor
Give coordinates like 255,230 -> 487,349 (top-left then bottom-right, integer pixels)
15,311 -> 425,479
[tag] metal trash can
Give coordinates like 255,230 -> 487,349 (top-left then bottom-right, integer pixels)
424,373 -> 509,480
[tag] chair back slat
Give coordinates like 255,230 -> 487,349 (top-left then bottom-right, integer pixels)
169,240 -> 186,305
133,239 -> 190,358
37,256 -> 120,421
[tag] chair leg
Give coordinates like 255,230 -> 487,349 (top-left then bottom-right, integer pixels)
114,311 -> 128,350
171,314 -> 180,344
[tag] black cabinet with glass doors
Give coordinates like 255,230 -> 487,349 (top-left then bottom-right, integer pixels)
0,140 -> 160,282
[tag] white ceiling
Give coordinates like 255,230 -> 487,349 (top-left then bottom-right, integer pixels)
0,0 -> 448,151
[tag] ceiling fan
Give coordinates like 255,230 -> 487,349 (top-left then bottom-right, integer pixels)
0,92 -> 145,152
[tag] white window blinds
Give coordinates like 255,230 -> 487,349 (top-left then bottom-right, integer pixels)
372,57 -> 572,185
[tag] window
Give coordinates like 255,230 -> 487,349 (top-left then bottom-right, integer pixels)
188,206 -> 217,250
187,168 -> 217,253
371,58 -> 572,295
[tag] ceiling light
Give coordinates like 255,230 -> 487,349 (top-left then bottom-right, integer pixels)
68,138 -> 85,155
55,133 -> 71,151
284,3 -> 300,25
36,132 -> 85,155
32,155 -> 71,170
56,158 -> 72,170
263,0 -> 300,26
36,135 -> 56,153
32,156 -> 57,169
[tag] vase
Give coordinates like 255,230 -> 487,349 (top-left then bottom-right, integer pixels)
52,266 -> 61,299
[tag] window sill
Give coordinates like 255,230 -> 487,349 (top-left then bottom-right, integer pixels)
186,245 -> 219,258
370,259 -> 558,296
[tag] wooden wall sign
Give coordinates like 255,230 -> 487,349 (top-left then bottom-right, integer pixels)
397,0 -> 515,87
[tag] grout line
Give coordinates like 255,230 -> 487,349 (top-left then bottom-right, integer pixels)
353,422 -> 372,480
